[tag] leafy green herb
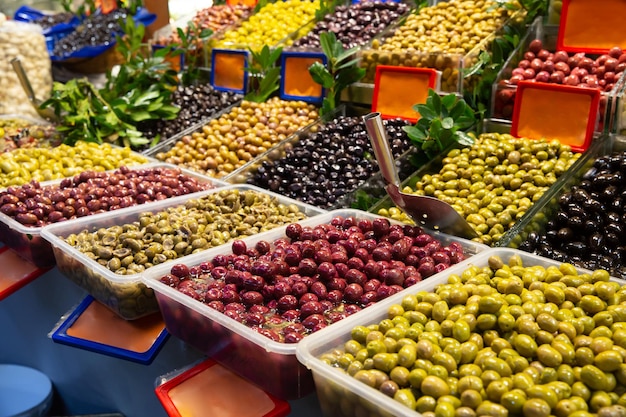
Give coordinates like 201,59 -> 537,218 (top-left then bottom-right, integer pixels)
308,31 -> 365,116
42,17 -> 181,149
462,15 -> 524,118
245,45 -> 283,103
496,0 -> 548,23
41,78 -> 147,147
172,21 -> 214,86
403,89 -> 476,156
316,0 -> 341,22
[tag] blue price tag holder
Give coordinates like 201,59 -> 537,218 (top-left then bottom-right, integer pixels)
279,51 -> 327,104
211,49 -> 250,94
51,296 -> 169,365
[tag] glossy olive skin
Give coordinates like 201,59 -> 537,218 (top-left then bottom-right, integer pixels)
249,116 -> 411,209
519,150 -> 626,279
316,254 -> 626,417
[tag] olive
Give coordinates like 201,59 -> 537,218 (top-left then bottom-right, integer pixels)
247,116 -> 411,209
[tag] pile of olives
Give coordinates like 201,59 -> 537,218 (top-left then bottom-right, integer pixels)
318,253 -> 626,417
34,12 -> 75,30
0,118 -> 62,153
52,8 -> 130,57
359,0 -> 515,91
0,141 -> 149,188
377,133 -> 581,245
215,0 -> 319,50
247,116 -> 411,209
519,150 -> 626,279
0,165 -> 216,227
138,83 -> 242,143
153,98 -> 319,178
291,1 -> 409,50
63,188 -> 312,276
160,215 -> 470,343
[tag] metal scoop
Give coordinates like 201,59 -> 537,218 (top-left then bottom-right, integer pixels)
11,58 -> 59,122
363,112 -> 478,240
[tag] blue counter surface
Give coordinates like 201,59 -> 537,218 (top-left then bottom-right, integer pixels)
0,263 -> 324,417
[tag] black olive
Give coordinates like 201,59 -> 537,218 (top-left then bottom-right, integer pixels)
557,227 -> 574,240
588,233 -> 604,250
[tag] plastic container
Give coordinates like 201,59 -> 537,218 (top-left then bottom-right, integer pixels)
497,133 -> 626,274
607,69 -> 626,135
295,247 -> 626,417
0,364 -> 53,417
491,18 -> 615,131
41,184 -> 326,320
155,359 -> 291,417
368,119 -> 592,246
142,209 -> 487,399
223,105 -> 423,211
358,0 -> 524,93
0,163 -> 227,268
141,101 -> 241,159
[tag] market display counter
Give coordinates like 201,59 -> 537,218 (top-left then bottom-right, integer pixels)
0,253 -> 323,417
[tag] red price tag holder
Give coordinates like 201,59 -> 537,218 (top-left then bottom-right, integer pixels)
51,296 -> 168,365
510,81 -> 600,153
0,246 -> 51,301
279,51 -> 327,104
372,65 -> 440,123
211,49 -> 250,94
557,0 -> 626,54
155,358 -> 291,417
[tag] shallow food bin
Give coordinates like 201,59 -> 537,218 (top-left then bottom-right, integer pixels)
0,364 -> 53,417
295,247 -> 626,417
0,163 -> 226,268
369,121 -> 589,246
142,209 -> 487,399
498,133 -> 626,278
41,184 -> 325,320
224,105 -> 421,211
490,18 -> 623,131
155,358 -> 291,417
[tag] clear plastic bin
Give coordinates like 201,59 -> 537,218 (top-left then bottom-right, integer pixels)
41,184 -> 325,320
0,163 -> 226,268
358,0 -> 524,93
295,247 -> 626,417
142,208 -> 488,399
491,18 -> 617,131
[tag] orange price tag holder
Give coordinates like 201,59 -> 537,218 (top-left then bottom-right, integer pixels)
211,49 -> 250,94
372,65 -> 440,123
155,358 -> 291,417
51,296 -> 169,365
279,51 -> 327,104
510,81 -> 600,153
557,0 -> 626,54
152,45 -> 184,72
0,246 -> 51,301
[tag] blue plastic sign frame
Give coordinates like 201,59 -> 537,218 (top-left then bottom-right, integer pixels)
51,295 -> 169,365
279,51 -> 327,104
210,48 -> 250,94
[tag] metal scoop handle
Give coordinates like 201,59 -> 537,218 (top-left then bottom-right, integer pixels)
363,112 -> 401,188
11,58 -> 58,122
11,58 -> 38,105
